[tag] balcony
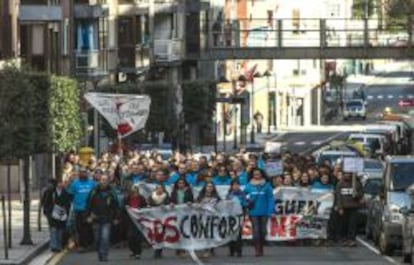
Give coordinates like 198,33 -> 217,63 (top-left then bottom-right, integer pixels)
154,0 -> 181,13
153,39 -> 183,63
19,5 -> 62,21
74,4 -> 108,18
118,45 -> 151,73
75,49 -> 116,80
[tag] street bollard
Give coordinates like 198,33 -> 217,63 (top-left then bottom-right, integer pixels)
1,195 -> 8,259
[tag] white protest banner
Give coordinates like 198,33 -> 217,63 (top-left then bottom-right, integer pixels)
343,157 -> 364,173
127,201 -> 243,250
264,142 -> 283,153
84,92 -> 151,138
134,184 -> 334,241
243,187 -> 334,240
265,160 -> 283,176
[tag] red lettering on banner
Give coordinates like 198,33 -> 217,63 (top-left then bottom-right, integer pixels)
137,216 -> 180,244
241,216 -> 252,237
164,216 -> 180,243
270,215 -> 299,238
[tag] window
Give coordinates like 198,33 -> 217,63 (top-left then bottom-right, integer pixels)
75,20 -> 98,51
390,162 -> 414,191
118,17 -> 133,45
32,25 -> 44,55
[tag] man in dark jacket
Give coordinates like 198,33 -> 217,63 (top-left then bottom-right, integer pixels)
42,179 -> 72,252
335,172 -> 363,247
86,175 -> 120,262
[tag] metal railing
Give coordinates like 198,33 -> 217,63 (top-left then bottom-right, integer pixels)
74,49 -> 116,77
208,18 -> 411,49
153,39 -> 182,62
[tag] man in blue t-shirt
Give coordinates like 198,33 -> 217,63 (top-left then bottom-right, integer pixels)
67,167 -> 96,251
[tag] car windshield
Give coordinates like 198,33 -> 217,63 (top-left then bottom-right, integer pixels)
350,137 -> 364,142
364,178 -> 382,195
346,101 -> 362,108
390,162 -> 414,191
364,160 -> 383,171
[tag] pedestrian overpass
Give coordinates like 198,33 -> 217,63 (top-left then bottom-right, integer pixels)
193,18 -> 414,60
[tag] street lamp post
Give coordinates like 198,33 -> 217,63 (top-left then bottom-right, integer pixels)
250,80 -> 255,144
263,70 -> 272,134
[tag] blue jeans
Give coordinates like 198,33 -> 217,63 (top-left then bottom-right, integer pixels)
49,226 -> 63,251
92,223 -> 111,260
250,216 -> 268,244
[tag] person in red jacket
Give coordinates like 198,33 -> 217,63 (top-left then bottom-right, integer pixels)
124,186 -> 147,259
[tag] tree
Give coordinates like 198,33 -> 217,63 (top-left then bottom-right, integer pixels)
182,80 -> 216,146
352,0 -> 375,18
0,65 -> 81,245
383,0 -> 414,30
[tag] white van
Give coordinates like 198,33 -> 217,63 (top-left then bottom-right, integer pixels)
343,99 -> 366,120
348,133 -> 386,158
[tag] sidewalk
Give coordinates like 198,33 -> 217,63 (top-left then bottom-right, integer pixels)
0,199 -> 49,265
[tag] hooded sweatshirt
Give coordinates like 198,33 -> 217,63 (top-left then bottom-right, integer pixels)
244,179 -> 274,217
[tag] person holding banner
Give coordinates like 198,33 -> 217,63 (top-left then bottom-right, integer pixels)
226,179 -> 247,257
170,178 -> 194,257
148,184 -> 170,258
197,181 -> 221,258
244,169 -> 274,257
124,186 -> 147,259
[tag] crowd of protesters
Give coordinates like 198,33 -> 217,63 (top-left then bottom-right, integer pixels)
41,148 -> 364,262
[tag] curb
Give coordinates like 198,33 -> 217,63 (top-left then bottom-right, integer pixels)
0,240 -> 49,265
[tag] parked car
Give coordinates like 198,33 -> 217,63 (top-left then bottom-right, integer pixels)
315,150 -> 359,167
366,156 -> 414,255
358,174 -> 382,232
343,99 -> 367,120
400,184 -> 414,263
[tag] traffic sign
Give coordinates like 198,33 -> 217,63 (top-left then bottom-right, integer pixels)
398,99 -> 414,107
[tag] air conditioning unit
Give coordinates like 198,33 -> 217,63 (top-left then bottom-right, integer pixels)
118,72 -> 127,83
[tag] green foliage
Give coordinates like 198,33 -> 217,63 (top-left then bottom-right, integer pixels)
182,80 -> 216,130
384,0 -> 414,30
352,0 -> 375,18
49,76 -> 82,152
0,65 -> 37,159
0,65 -> 81,159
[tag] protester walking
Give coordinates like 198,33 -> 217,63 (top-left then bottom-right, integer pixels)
42,179 -> 72,252
67,167 -> 97,251
148,184 -> 170,258
244,169 -> 274,257
86,174 -> 120,262
226,180 -> 247,257
124,186 -> 147,259
335,172 -> 363,247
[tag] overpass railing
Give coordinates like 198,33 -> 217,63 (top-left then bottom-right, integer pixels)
208,18 -> 411,49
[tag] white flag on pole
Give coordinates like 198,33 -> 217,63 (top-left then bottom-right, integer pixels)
84,92 -> 151,138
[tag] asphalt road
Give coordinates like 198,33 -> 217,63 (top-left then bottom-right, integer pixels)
56,243 -> 393,265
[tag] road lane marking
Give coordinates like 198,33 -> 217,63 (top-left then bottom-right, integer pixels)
367,95 -> 374,100
356,236 -> 400,265
294,141 -> 306,145
377,95 -> 384,99
399,95 -> 403,98
409,94 -> 414,99
302,132 -> 345,155
311,141 -> 323,145
387,95 -> 394,99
